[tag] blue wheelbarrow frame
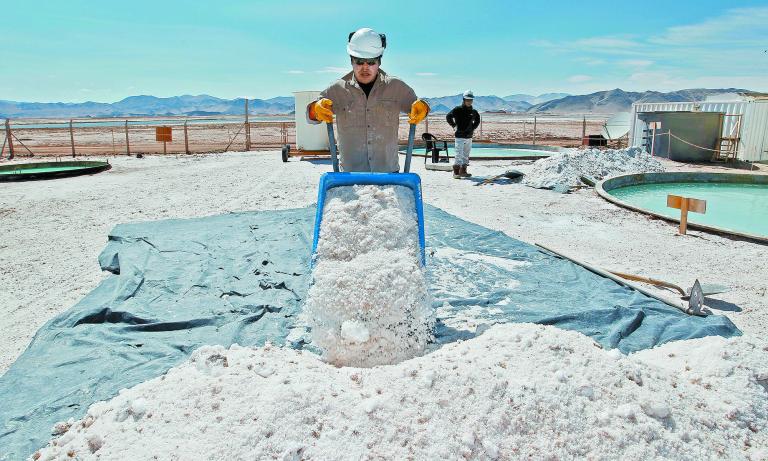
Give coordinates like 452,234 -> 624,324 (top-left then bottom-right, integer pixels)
311,121 -> 426,267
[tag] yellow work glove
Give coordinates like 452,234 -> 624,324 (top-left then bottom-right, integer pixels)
408,99 -> 430,125
309,98 -> 334,123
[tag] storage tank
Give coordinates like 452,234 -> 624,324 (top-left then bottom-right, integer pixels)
293,91 -> 329,151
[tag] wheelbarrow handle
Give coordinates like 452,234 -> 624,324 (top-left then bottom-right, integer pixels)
326,122 -> 340,173
404,123 -> 416,173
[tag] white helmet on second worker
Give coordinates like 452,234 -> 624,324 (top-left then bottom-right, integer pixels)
463,90 -> 475,100
347,28 -> 387,59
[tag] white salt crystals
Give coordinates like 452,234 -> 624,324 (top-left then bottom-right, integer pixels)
304,185 -> 434,367
523,146 -> 664,192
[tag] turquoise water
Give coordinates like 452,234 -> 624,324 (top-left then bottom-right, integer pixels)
609,182 -> 768,237
0,165 -> 93,175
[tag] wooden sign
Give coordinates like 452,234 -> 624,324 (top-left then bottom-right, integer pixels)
156,126 -> 172,142
667,194 -> 706,235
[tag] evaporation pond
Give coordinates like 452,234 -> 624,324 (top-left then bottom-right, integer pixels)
609,182 -> 768,237
0,165 -> 94,175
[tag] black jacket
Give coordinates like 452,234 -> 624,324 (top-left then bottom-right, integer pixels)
446,105 -> 481,138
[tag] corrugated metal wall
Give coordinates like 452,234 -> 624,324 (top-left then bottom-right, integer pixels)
630,100 -> 768,162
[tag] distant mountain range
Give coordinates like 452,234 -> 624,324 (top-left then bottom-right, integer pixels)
502,93 -> 571,105
526,88 -> 750,114
424,95 -> 534,113
0,88 -> 752,118
0,95 -> 294,118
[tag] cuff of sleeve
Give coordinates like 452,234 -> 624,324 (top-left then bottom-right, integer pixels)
306,101 -> 321,125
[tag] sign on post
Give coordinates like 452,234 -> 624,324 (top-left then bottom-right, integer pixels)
156,126 -> 172,154
667,194 -> 706,235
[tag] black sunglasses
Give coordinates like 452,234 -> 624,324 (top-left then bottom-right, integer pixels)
352,57 -> 380,66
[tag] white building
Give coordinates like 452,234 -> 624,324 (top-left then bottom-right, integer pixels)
629,93 -> 768,163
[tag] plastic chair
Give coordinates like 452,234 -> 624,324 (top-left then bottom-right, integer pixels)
421,133 -> 449,163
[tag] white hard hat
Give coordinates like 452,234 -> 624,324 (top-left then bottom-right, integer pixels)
463,90 -> 474,100
347,28 -> 386,59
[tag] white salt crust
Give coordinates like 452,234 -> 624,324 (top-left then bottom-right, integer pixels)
304,185 -> 434,367
34,323 -> 768,460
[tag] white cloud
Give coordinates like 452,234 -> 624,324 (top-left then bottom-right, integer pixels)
567,75 -> 593,83
315,66 -> 348,74
619,59 -> 653,68
532,36 -> 642,56
529,39 -> 555,48
285,70 -> 305,74
574,37 -> 640,49
651,7 -> 768,46
576,57 -> 607,66
415,72 -> 437,76
529,8 -> 768,93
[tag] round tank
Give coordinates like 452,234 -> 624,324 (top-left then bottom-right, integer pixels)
293,91 -> 330,151
597,172 -> 768,243
0,160 -> 111,181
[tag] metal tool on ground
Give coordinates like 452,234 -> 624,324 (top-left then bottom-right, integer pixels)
311,121 -> 425,267
477,169 -> 524,186
667,194 -> 707,235
535,243 -> 711,316
607,270 -> 728,300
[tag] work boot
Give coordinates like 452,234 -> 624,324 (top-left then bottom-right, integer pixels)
459,165 -> 472,178
452,165 -> 461,179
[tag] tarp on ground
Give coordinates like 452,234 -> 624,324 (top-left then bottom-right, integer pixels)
0,205 -> 740,460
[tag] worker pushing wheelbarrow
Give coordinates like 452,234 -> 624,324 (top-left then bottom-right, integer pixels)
306,27 -> 430,264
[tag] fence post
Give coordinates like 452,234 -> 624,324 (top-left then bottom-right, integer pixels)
184,121 -> 190,154
5,119 -> 14,159
69,119 -> 76,157
533,116 -> 537,145
124,120 -> 130,155
244,99 -> 251,151
581,116 -> 586,144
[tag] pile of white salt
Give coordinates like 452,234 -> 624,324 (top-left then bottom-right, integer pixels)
303,185 -> 434,367
523,147 -> 664,192
33,324 -> 768,460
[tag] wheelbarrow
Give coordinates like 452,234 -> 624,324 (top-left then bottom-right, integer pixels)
311,121 -> 425,267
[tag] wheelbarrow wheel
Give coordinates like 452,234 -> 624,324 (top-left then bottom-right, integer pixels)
281,144 -> 290,162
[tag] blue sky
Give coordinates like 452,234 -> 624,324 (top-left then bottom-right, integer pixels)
2,0 -> 767,102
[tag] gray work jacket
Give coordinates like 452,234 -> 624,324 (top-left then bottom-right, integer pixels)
309,70 -> 417,172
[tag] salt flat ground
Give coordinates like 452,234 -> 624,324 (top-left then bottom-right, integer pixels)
0,151 -> 766,374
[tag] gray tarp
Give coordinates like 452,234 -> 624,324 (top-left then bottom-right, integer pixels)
0,205 -> 739,460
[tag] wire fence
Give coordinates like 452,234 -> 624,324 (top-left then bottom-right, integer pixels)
1,114 -> 610,159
